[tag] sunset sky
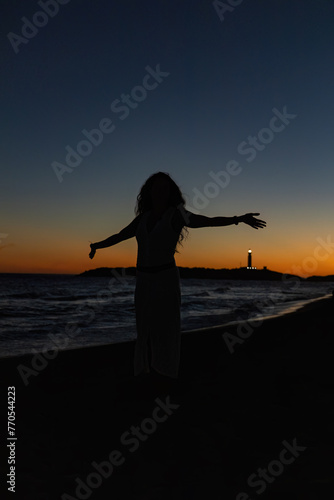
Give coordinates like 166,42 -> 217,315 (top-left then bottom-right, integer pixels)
1,0 -> 334,276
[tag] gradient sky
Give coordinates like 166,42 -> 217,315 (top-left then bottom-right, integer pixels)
1,0 -> 334,276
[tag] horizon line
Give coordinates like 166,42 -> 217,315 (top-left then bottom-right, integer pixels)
1,267 -> 333,279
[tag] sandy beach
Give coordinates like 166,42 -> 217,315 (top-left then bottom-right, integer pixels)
1,296 -> 334,499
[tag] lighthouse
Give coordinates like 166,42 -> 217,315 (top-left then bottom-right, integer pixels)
247,249 -> 256,269
247,249 -> 252,268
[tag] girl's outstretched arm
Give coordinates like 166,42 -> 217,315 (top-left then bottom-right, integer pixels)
89,214 -> 142,259
183,211 -> 266,229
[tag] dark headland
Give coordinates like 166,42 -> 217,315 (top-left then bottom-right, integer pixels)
79,266 -> 334,282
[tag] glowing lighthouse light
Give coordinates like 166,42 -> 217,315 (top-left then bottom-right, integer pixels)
247,249 -> 256,269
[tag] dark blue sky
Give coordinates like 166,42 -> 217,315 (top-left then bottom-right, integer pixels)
1,0 -> 334,274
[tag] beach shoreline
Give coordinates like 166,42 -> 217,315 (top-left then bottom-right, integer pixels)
0,296 -> 333,499
182,292 -> 333,335
1,293 -> 331,362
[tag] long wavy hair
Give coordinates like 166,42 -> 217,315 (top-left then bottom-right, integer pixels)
135,172 -> 189,251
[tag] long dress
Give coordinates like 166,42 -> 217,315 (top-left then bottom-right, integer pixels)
134,206 -> 182,379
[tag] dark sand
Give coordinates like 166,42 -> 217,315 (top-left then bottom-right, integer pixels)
1,297 -> 334,499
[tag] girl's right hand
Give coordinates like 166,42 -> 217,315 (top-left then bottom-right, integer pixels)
89,244 -> 96,259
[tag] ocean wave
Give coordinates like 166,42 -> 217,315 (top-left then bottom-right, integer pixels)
9,291 -> 43,299
212,286 -> 230,293
0,275 -> 330,357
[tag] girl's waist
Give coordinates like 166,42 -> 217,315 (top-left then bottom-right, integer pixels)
136,260 -> 176,273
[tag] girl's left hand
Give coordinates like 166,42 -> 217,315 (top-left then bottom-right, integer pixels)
240,213 -> 266,229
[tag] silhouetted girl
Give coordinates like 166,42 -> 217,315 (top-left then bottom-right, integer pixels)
89,172 -> 266,380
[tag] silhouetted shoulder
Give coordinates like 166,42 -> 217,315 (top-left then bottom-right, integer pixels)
171,205 -> 193,232
118,213 -> 145,240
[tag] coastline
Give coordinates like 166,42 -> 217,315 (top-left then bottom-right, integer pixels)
183,292 -> 333,335
78,266 -> 334,282
0,296 -> 333,498
0,293 -> 331,361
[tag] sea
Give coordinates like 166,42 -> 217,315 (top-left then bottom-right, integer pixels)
0,272 -> 332,358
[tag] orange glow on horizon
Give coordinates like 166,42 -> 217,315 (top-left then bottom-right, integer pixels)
1,226 -> 333,277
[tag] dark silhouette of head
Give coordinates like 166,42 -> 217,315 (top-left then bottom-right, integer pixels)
135,172 -> 185,213
135,172 -> 188,250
